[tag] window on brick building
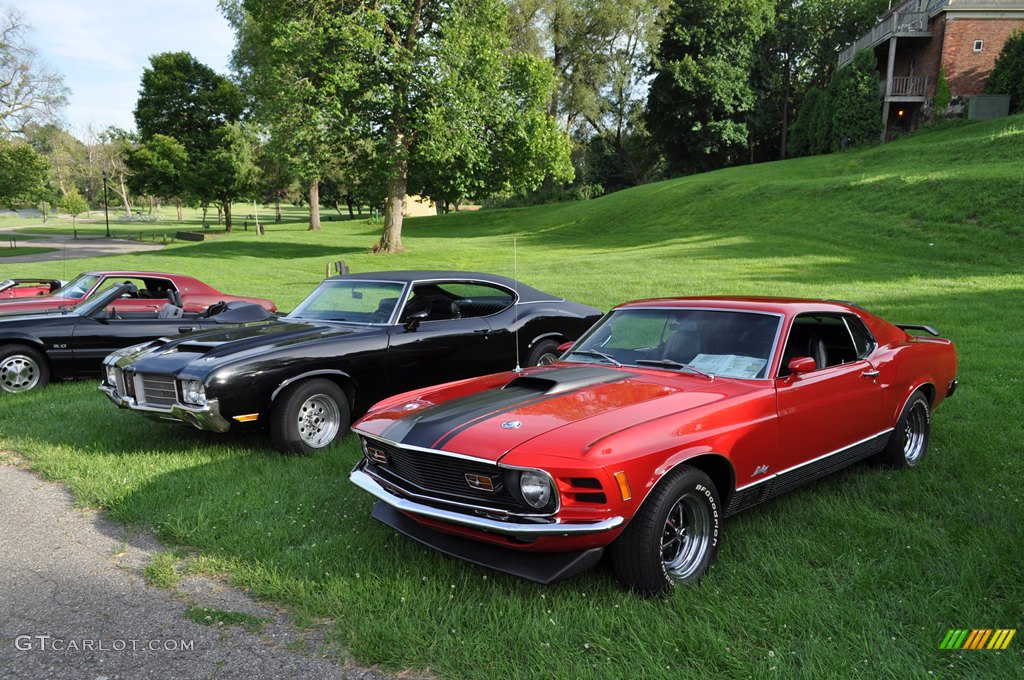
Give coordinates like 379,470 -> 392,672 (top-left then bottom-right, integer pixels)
973,39 -> 984,52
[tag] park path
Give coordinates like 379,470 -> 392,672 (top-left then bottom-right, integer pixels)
0,458 -> 399,680
0,226 -> 165,265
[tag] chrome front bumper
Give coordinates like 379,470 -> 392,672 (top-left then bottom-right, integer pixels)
350,464 -> 624,539
99,383 -> 231,433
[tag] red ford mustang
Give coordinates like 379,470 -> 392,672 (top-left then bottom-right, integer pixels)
350,297 -> 958,594
0,271 -> 276,314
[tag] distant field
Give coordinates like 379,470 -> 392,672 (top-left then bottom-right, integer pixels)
1,116 -> 1022,678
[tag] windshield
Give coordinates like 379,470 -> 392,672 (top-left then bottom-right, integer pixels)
287,280 -> 406,323
72,282 -> 128,316
567,308 -> 781,379
55,274 -> 100,299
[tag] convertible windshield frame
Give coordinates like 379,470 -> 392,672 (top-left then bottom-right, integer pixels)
286,279 -> 410,326
564,306 -> 785,381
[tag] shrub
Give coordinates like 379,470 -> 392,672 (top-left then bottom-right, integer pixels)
985,30 -> 1024,112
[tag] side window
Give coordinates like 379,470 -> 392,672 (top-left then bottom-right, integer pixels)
844,315 -> 876,359
400,281 -> 515,322
780,314 -> 860,375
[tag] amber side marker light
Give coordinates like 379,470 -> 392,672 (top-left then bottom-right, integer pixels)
614,471 -> 632,501
232,414 -> 260,422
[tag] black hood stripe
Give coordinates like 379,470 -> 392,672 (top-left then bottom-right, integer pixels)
381,366 -> 633,450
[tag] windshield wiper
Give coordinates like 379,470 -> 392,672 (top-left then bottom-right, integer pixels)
566,349 -> 621,367
635,359 -> 714,380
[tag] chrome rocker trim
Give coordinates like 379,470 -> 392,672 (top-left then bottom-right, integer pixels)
350,465 -> 624,539
99,383 -> 231,433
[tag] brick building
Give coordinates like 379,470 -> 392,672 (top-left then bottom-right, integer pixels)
838,0 -> 1024,136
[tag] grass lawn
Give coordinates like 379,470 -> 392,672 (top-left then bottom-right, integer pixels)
0,246 -> 57,258
1,116 -> 1022,678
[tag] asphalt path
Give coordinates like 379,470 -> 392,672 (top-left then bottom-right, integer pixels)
0,460 -> 397,680
0,227 -> 164,264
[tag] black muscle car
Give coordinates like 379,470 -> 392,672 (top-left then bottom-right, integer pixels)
100,271 -> 603,454
0,282 -> 275,394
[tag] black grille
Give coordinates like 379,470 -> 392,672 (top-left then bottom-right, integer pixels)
363,438 -> 527,512
138,373 -> 178,407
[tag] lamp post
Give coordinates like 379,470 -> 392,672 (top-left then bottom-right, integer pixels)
101,170 -> 111,238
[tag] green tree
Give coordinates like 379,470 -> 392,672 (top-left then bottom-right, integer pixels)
222,1 -> 356,231
985,30 -> 1024,112
189,123 -> 259,232
59,185 -> 88,237
509,0 -> 669,187
127,134 -> 189,221
134,52 -> 243,154
232,0 -> 569,252
829,49 -> 880,150
133,52 -> 248,230
0,138 -> 47,204
647,0 -> 775,174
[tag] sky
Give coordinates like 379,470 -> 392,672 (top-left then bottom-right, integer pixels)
16,0 -> 236,134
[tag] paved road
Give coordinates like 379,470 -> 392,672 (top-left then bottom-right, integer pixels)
0,462 -> 394,680
0,228 -> 164,264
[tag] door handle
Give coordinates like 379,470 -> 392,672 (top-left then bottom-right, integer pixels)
178,326 -> 196,333
473,329 -> 490,334
861,370 -> 880,378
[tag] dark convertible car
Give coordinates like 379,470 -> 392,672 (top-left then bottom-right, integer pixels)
0,282 -> 274,394
100,271 -> 602,454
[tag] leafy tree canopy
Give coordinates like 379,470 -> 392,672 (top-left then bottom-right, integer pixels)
0,138 -> 47,204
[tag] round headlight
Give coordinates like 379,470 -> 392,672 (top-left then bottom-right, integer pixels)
519,470 -> 553,509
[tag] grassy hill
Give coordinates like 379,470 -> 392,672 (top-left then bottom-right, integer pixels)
2,116 -> 1022,678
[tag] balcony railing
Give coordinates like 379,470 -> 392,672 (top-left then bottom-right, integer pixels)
838,8 -> 933,66
889,75 -> 929,98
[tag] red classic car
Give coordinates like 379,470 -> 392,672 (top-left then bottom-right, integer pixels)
0,279 -> 64,299
350,297 -> 958,594
0,271 -> 276,314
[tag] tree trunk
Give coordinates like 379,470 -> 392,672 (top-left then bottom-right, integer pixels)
780,54 -> 791,160
275,198 -> 282,223
346,197 -> 355,219
202,205 -> 208,226
217,204 -> 223,225
223,201 -> 233,232
176,199 -> 183,223
377,161 -> 408,253
308,179 -> 321,231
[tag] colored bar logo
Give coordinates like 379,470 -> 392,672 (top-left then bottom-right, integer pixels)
940,629 -> 1016,650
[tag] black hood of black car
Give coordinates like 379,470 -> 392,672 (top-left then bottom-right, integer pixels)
115,318 -> 384,376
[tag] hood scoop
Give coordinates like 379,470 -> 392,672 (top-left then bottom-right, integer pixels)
502,366 -> 633,395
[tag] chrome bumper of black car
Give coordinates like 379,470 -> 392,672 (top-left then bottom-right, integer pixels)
99,383 -> 231,433
350,463 -> 624,539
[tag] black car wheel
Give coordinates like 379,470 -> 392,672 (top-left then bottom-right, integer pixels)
526,339 -> 561,366
610,465 -> 720,595
875,389 -> 930,468
270,379 -> 351,454
0,344 -> 50,394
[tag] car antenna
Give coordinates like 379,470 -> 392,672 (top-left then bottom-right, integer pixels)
513,236 -> 522,373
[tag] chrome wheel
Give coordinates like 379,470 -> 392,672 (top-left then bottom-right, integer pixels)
903,401 -> 928,464
0,353 -> 41,393
661,491 -> 712,581
296,394 -> 341,448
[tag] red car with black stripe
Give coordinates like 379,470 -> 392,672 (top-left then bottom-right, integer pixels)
350,297 -> 958,594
